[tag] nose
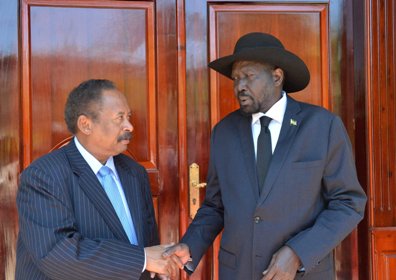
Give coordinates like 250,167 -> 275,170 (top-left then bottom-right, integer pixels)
124,118 -> 133,132
234,78 -> 247,94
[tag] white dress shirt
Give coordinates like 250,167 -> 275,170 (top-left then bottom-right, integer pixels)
251,92 -> 287,158
74,137 -> 147,271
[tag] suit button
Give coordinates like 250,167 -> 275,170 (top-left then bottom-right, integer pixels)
254,216 -> 261,223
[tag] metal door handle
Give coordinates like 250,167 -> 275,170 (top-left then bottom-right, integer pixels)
189,163 -> 206,219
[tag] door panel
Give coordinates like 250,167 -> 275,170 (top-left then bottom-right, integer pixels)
23,0 -> 156,169
366,0 -> 396,278
372,229 -> 396,280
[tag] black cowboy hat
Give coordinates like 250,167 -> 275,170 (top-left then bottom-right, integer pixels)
208,32 -> 310,93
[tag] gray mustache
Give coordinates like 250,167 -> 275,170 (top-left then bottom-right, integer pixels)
238,91 -> 250,97
118,132 -> 132,142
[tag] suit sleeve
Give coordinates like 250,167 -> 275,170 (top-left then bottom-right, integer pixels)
17,164 -> 145,280
180,126 -> 225,269
286,116 -> 367,272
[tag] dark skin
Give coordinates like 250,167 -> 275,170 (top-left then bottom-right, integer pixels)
164,61 -> 302,280
231,60 -> 283,114
233,61 -> 301,280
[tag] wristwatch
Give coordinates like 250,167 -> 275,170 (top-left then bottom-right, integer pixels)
183,261 -> 194,275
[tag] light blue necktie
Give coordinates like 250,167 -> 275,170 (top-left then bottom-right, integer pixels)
98,166 -> 138,245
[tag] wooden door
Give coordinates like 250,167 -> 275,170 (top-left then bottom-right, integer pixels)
19,0 -> 180,262
365,0 -> 396,279
182,1 -> 364,279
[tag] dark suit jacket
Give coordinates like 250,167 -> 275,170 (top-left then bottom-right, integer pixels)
16,140 -> 159,280
181,96 -> 367,280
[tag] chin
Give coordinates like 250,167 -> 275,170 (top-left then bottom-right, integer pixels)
110,146 -> 126,157
240,107 -> 257,116
120,144 -> 129,153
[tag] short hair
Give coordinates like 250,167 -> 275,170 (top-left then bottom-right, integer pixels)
64,79 -> 116,134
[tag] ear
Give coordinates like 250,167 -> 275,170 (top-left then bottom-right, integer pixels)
272,68 -> 284,88
77,115 -> 92,135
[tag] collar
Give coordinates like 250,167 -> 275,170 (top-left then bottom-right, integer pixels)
74,137 -> 117,178
251,91 -> 287,125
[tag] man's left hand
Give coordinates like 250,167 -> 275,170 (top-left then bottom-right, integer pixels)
261,246 -> 301,280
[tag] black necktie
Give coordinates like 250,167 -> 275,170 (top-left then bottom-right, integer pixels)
256,116 -> 272,192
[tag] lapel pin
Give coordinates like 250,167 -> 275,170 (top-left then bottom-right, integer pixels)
290,119 -> 297,126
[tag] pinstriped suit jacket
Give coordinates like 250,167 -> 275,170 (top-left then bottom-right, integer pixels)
15,140 -> 159,280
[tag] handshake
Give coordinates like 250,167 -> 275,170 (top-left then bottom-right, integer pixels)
145,243 -> 191,280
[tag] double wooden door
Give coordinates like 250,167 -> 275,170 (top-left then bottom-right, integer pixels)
1,0 -> 380,279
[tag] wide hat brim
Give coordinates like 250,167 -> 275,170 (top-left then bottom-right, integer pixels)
208,37 -> 310,93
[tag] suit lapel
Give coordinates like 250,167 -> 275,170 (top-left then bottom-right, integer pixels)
114,157 -> 144,247
258,97 -> 302,204
237,112 -> 260,198
65,141 -> 129,242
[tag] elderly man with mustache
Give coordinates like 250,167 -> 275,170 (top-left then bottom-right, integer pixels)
15,79 -> 179,280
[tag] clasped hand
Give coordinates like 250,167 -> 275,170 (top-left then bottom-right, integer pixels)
145,243 -> 190,280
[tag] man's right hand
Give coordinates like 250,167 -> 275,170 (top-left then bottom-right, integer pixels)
162,243 -> 192,268
145,244 -> 181,279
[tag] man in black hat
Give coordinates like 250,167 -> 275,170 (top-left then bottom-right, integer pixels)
164,32 -> 366,279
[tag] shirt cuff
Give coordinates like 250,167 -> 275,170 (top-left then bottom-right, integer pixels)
142,248 -> 147,272
297,266 -> 305,273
